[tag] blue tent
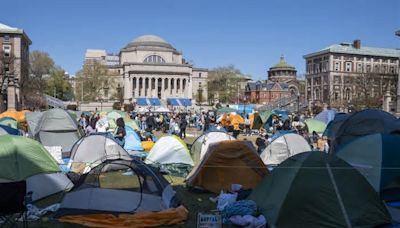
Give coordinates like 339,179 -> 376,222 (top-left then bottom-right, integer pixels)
205,125 -> 227,133
336,133 -> 400,202
0,124 -> 20,135
124,126 -> 144,151
314,110 -> 337,124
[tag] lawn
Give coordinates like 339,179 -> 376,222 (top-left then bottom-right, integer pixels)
29,129 -> 258,227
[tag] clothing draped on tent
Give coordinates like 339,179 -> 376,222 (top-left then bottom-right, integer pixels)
124,126 -> 144,152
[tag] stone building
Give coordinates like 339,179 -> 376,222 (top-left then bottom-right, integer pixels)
245,81 -> 290,105
268,55 -> 300,96
304,40 -> 400,109
83,35 -> 208,105
245,56 -> 302,105
0,23 -> 31,110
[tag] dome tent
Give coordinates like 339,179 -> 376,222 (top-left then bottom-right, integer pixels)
0,135 -> 73,201
332,109 -> 400,150
58,159 -> 177,215
145,135 -> 193,177
248,151 -> 391,227
314,109 -> 337,124
304,119 -> 327,134
186,140 -> 268,193
190,131 -> 235,164
260,133 -> 311,166
0,124 -> 20,135
0,116 -> 19,129
323,113 -> 350,141
68,134 -> 131,174
124,126 -> 144,152
336,133 -> 400,202
26,108 -> 82,155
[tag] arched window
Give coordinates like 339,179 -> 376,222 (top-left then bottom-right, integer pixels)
143,55 -> 165,63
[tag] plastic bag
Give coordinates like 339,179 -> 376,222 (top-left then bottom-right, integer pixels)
217,191 -> 237,211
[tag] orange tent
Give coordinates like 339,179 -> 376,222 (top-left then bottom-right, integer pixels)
0,110 -> 29,123
186,140 -> 268,193
230,114 -> 244,130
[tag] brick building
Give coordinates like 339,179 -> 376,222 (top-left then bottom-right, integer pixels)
245,81 -> 290,105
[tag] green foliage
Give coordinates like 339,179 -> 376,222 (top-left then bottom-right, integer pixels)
46,68 -> 73,101
75,61 -> 117,102
207,65 -> 250,103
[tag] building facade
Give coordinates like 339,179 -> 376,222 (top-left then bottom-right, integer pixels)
245,81 -> 290,105
268,55 -> 301,96
83,35 -> 208,105
0,23 -> 31,110
304,40 -> 400,109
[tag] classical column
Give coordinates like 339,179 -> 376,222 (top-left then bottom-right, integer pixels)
173,77 -> 178,97
187,76 -> 193,99
154,78 -> 159,98
161,78 -> 165,99
179,78 -> 183,98
123,73 -> 130,103
140,77 -> 146,97
135,76 -> 139,98
147,77 -> 152,98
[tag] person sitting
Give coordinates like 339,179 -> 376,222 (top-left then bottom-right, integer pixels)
255,137 -> 267,155
114,118 -> 126,147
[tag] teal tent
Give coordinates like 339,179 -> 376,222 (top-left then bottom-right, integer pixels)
336,133 -> 400,202
248,151 -> 391,227
0,117 -> 18,129
217,107 -> 237,113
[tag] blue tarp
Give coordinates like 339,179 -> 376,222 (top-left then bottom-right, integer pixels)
314,110 -> 337,124
124,126 -> 144,151
136,98 -> 161,106
0,124 -> 20,135
167,98 -> 192,106
136,98 -> 148,106
180,99 -> 192,106
149,98 -> 161,106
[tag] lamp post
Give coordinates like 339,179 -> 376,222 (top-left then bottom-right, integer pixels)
297,92 -> 300,114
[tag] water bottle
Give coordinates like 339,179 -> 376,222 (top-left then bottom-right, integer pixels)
24,191 -> 33,211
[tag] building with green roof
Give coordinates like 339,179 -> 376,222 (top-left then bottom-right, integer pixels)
303,39 -> 400,110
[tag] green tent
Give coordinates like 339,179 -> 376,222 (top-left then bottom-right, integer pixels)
248,151 -> 391,227
107,110 -> 139,131
217,107 -> 237,113
305,119 -> 327,134
0,117 -> 19,129
251,111 -> 272,129
0,135 -> 60,181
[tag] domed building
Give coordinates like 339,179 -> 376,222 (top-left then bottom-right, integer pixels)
267,55 -> 300,96
85,35 -> 208,106
120,35 -> 208,104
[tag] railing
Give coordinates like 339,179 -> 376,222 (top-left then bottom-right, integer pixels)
257,95 -> 308,112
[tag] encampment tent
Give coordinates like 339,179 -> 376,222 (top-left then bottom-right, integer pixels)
0,117 -> 18,129
124,126 -> 144,152
323,113 -> 350,141
58,159 -> 177,215
248,151 -> 391,227
304,119 -> 327,134
145,135 -> 193,176
332,109 -> 400,149
191,131 -> 235,164
0,135 -> 73,201
0,124 -> 20,135
0,110 -> 28,123
26,108 -> 82,155
260,133 -> 311,166
186,140 -> 268,193
314,109 -> 336,124
336,133 -> 400,202
68,134 -> 131,174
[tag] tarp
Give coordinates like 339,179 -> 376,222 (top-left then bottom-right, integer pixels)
336,133 -> 400,202
248,151 -> 391,227
154,107 -> 171,113
191,131 -> 235,164
217,107 -> 237,113
59,205 -> 188,228
0,110 -> 28,123
124,126 -> 144,151
260,133 -> 311,166
304,119 -> 327,134
186,140 -> 268,193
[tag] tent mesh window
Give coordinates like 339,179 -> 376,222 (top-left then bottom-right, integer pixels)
79,159 -> 168,195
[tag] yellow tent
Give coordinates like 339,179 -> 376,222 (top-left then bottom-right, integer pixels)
186,140 -> 268,193
0,110 -> 29,123
230,114 -> 244,130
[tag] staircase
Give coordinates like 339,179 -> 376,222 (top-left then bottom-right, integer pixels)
257,95 -> 308,112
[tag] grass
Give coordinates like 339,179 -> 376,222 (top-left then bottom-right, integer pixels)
28,129 -> 258,227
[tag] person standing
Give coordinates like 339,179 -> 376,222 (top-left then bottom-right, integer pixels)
114,118 -> 126,147
179,114 -> 188,139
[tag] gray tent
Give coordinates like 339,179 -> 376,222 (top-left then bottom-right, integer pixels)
58,159 -> 177,215
68,134 -> 131,174
26,108 -> 82,155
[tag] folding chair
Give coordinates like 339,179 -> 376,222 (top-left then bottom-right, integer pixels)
0,181 -> 28,228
